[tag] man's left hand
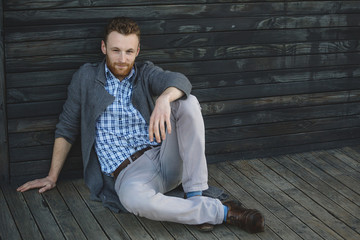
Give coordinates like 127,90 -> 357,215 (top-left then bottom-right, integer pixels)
148,87 -> 184,143
149,95 -> 172,143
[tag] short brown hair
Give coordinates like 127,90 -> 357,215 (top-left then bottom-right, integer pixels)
104,17 -> 141,43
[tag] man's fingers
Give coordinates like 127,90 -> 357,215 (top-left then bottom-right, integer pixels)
17,181 -> 36,192
18,184 -> 31,192
39,183 -> 54,193
149,113 -> 172,143
149,115 -> 156,142
17,178 -> 54,193
153,119 -> 161,143
39,186 -> 47,193
165,116 -> 172,135
159,117 -> 166,141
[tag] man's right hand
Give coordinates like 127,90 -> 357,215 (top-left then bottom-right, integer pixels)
16,176 -> 56,193
16,137 -> 72,194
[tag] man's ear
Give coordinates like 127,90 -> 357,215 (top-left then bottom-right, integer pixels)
101,40 -> 107,55
136,44 -> 140,57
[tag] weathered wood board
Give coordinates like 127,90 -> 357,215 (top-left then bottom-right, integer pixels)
1,0 -> 359,181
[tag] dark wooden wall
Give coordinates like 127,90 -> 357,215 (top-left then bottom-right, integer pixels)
0,0 -> 9,182
2,0 -> 360,183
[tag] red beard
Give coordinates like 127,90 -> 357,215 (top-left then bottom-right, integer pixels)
106,57 -> 135,80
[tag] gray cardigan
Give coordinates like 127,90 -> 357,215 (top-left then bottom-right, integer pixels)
55,59 -> 192,212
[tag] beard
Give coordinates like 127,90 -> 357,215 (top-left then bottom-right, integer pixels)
106,55 -> 135,80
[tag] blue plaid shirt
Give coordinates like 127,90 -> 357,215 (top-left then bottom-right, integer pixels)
95,64 -> 158,175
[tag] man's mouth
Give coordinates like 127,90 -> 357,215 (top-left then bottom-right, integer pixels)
117,64 -> 128,68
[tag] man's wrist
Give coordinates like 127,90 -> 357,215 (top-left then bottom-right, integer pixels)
159,87 -> 184,103
157,94 -> 171,103
47,174 -> 57,183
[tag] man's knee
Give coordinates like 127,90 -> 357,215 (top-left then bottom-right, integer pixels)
118,184 -> 157,214
172,94 -> 202,117
184,94 -> 200,108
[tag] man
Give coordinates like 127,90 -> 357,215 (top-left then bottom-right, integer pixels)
17,17 -> 264,233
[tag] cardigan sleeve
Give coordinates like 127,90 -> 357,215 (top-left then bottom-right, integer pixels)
142,61 -> 192,98
54,69 -> 82,144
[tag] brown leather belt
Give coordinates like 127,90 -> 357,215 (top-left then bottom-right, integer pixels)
111,146 -> 152,179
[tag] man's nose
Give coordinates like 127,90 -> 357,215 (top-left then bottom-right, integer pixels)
118,52 -> 126,62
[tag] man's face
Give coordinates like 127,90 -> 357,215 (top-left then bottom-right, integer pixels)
101,31 -> 140,80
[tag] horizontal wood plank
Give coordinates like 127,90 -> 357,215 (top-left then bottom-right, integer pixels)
3,0 -> 259,10
206,127 -> 360,155
205,115 -> 360,143
6,39 -> 360,61
3,3 -> 286,26
6,14 -> 360,44
5,2 -> 360,26
8,115 -> 360,148
204,102 -> 360,129
8,126 -> 360,165
7,78 -> 360,104
193,78 -> 360,102
201,90 -> 360,116
8,116 -> 58,133
7,100 -> 360,133
6,51 -> 360,74
206,138 -> 360,164
6,65 -> 360,89
10,157 -> 83,176
9,143 -> 81,162
7,100 -> 65,119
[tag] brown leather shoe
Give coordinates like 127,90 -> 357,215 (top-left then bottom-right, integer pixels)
224,200 -> 265,233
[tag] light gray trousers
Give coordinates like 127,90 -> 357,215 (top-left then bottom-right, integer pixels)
114,95 -> 224,225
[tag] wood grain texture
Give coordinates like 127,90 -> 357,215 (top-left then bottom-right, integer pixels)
3,147 -> 360,239
3,1 -> 360,181
6,14 -> 360,44
0,184 -> 22,240
1,184 -> 43,239
0,0 -> 9,182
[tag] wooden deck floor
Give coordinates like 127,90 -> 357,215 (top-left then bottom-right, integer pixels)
1,146 -> 360,240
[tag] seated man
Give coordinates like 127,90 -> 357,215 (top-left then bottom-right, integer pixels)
17,17 -> 264,233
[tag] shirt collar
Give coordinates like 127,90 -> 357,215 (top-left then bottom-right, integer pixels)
104,63 -> 135,83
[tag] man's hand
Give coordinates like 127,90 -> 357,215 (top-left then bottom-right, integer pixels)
149,87 -> 184,143
16,137 -> 72,193
17,176 -> 56,193
149,95 -> 172,143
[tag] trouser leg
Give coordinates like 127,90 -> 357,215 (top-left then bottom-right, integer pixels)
114,151 -> 224,225
114,95 -> 224,224
159,94 -> 209,193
